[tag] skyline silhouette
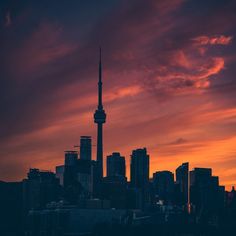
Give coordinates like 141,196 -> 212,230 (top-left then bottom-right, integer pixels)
1,1 -> 236,235
1,0 -> 236,191
0,51 -> 235,235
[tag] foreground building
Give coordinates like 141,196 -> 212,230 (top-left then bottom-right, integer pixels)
23,169 -> 60,212
27,206 -> 126,236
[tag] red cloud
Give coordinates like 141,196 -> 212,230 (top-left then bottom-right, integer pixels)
193,35 -> 233,45
9,22 -> 77,78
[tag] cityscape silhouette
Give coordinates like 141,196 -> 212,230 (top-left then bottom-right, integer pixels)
1,1 -> 236,236
1,49 -> 236,236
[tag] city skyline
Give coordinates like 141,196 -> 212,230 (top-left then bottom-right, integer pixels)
1,0 -> 236,191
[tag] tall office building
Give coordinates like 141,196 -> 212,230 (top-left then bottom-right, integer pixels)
176,162 -> 189,205
80,136 -> 92,160
64,150 -> 78,166
190,167 -> 212,186
130,148 -> 150,209
63,151 -> 78,188
130,148 -> 149,189
107,152 -> 126,178
190,168 -> 225,215
94,49 -> 106,180
153,171 -> 174,203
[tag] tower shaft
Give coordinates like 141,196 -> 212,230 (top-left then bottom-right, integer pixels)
94,48 -> 106,182
96,123 -> 103,179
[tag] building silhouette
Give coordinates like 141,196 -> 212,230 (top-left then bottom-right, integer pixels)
107,152 -> 126,178
153,171 -> 174,204
176,162 -> 189,206
130,148 -> 150,209
63,150 -> 78,189
130,148 -> 149,189
190,168 -> 225,218
80,136 -> 92,160
102,153 -> 127,208
23,168 -> 60,211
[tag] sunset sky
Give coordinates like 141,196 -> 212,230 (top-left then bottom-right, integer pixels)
1,0 -> 236,190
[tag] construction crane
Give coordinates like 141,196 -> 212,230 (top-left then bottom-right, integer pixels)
73,144 -> 96,148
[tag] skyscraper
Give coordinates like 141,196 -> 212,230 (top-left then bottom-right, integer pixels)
107,152 -> 126,178
176,162 -> 189,205
94,48 -> 106,180
64,150 -> 78,166
190,168 -> 225,215
63,151 -> 78,188
130,148 -> 149,189
153,171 -> 174,204
80,136 -> 92,160
130,148 -> 150,209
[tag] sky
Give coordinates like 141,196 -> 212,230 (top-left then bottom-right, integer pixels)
1,0 -> 236,190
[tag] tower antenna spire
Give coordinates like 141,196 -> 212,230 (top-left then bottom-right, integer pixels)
98,47 -> 102,109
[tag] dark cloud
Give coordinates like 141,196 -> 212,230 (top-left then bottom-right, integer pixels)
168,138 -> 188,145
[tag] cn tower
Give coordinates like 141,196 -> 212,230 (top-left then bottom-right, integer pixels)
94,48 -> 106,181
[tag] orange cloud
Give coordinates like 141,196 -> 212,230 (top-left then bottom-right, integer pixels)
193,35 -> 233,45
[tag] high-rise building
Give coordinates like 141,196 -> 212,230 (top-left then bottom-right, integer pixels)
107,152 -> 126,178
63,151 -> 78,188
130,148 -> 150,209
94,49 -> 106,181
64,150 -> 78,166
153,171 -> 174,204
190,167 -> 212,187
103,153 -> 126,208
80,136 -> 92,160
130,148 -> 149,189
176,162 -> 189,205
190,168 -> 225,215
